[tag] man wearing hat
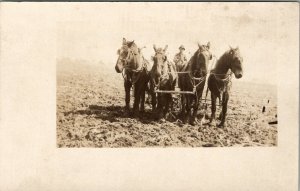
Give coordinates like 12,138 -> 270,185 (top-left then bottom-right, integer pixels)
173,45 -> 187,72
173,45 -> 187,90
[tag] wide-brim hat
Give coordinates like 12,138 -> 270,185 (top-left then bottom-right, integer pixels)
179,45 -> 185,50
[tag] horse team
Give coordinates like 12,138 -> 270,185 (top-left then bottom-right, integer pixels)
115,38 -> 243,128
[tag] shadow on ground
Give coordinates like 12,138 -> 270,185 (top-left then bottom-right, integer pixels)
64,105 -> 159,124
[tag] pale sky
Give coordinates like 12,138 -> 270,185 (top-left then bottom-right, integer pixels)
57,3 -> 299,85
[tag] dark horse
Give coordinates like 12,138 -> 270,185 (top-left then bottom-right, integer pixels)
178,42 -> 212,125
115,38 -> 149,116
208,47 -> 243,127
150,45 -> 177,120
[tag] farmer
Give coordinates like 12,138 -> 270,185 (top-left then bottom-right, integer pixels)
173,45 -> 187,72
173,45 -> 187,90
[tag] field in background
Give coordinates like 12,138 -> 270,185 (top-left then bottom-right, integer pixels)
56,59 -> 277,147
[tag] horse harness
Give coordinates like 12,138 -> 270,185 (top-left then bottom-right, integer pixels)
121,49 -> 148,85
188,73 -> 206,95
211,72 -> 233,93
152,60 -> 175,90
185,49 -> 214,95
210,71 -> 233,105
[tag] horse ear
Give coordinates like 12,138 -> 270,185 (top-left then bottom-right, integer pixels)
164,45 -> 168,52
122,38 -> 126,44
153,44 -> 157,52
127,40 -> 134,47
230,45 -> 236,54
198,42 -> 201,48
207,42 -> 211,49
236,46 -> 239,50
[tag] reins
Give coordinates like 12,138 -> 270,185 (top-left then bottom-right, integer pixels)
188,73 -> 206,95
211,72 -> 233,83
212,71 -> 233,93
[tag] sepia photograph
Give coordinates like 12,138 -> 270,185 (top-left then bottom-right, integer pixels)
0,2 -> 298,191
56,3 -> 279,148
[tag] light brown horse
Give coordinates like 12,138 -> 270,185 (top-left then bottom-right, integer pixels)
149,45 -> 177,120
115,38 -> 150,116
208,47 -> 243,127
178,42 -> 212,125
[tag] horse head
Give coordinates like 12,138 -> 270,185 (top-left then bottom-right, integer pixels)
191,42 -> 212,77
152,45 -> 168,74
228,46 -> 243,79
115,38 -> 141,73
153,45 -> 168,65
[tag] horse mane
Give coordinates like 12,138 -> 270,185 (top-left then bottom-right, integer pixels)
214,50 -> 231,70
184,49 -> 202,72
185,54 -> 195,71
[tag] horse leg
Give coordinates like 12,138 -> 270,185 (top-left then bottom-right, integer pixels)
140,73 -> 149,113
218,92 -> 229,128
124,80 -> 132,116
157,93 -> 164,120
191,95 -> 199,126
218,112 -> 223,120
182,95 -> 187,123
218,95 -> 223,120
164,93 -> 172,118
151,92 -> 157,112
150,82 -> 157,113
162,94 -> 167,117
140,84 -> 146,113
192,85 -> 204,126
181,95 -> 186,122
145,82 -> 151,104
140,92 -> 145,113
150,83 -> 157,119
185,95 -> 191,124
210,92 -> 217,126
133,85 -> 141,117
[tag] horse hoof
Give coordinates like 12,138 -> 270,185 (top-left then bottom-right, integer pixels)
159,118 -> 166,123
133,110 -> 140,118
190,120 -> 196,126
140,109 -> 145,115
184,115 -> 190,124
158,112 -> 164,120
217,123 -> 226,128
146,98 -> 151,104
152,115 -> 158,120
183,118 -> 188,124
209,120 -> 216,127
124,109 -> 131,117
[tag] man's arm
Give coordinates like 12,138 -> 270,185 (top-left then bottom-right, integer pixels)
173,54 -> 180,63
183,55 -> 187,62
